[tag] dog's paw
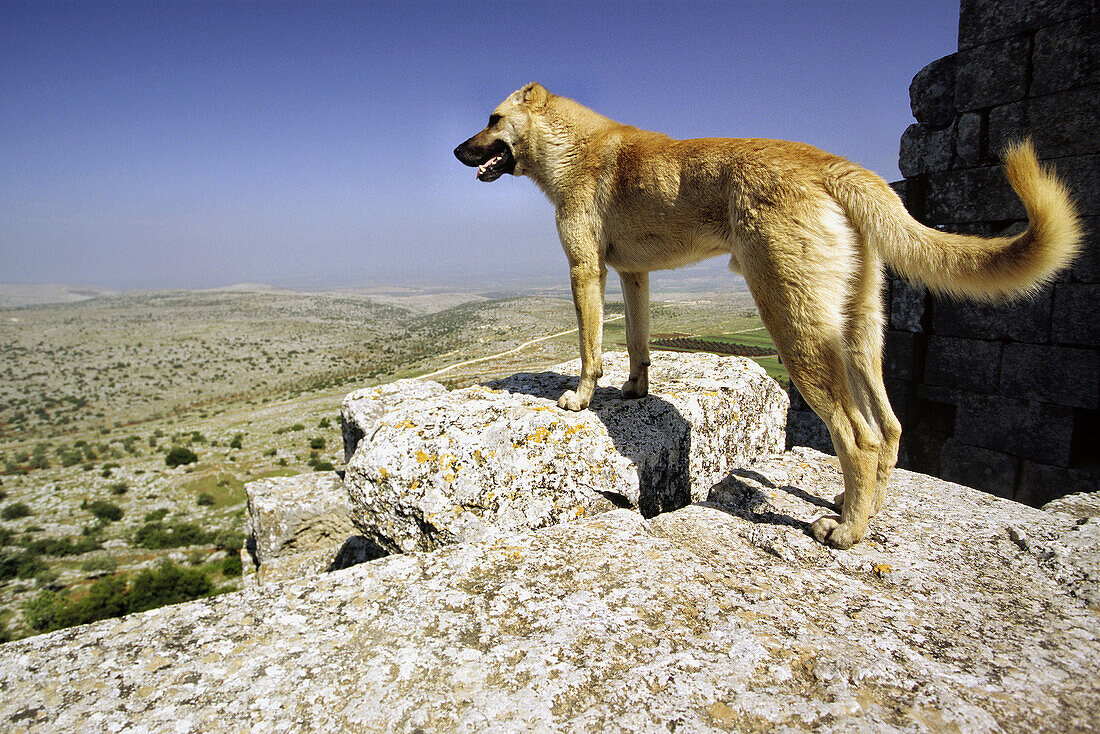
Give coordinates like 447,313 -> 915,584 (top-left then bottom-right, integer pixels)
810,516 -> 863,550
558,390 -> 589,411
620,378 -> 648,399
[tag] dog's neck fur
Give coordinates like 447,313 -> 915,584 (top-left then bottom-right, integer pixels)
523,95 -> 620,208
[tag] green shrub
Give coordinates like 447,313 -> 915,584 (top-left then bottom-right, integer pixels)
23,590 -> 71,631
196,492 -> 215,507
165,446 -> 198,467
129,562 -> 214,613
35,567 -> 60,585
169,522 -> 210,546
0,549 -> 48,580
212,529 -> 244,551
132,521 -> 213,549
87,500 -> 123,523
109,482 -> 128,495
24,536 -> 102,556
1,502 -> 32,521
309,437 -> 326,450
132,522 -> 171,549
312,461 -> 335,472
24,573 -> 134,632
2,462 -> 26,476
221,554 -> 242,577
189,431 -> 207,444
229,433 -> 244,449
80,556 -> 118,574
143,508 -> 169,523
290,423 -> 305,431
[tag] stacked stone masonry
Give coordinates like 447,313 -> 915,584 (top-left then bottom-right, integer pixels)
788,0 -> 1099,506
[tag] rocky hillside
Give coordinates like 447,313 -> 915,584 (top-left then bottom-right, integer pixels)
1,353 -> 1097,732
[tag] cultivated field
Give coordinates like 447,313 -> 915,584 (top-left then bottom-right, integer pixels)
0,284 -> 773,640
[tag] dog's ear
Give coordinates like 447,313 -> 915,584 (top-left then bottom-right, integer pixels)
520,82 -> 548,105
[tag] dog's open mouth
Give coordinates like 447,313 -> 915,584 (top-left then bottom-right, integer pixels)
474,144 -> 514,182
456,137 -> 516,182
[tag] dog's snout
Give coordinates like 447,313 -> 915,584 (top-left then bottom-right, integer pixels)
454,138 -> 478,166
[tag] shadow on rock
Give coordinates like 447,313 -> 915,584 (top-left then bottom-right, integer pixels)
703,468 -> 814,532
326,535 -> 390,572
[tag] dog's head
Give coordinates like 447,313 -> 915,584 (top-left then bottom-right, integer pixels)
454,82 -> 549,182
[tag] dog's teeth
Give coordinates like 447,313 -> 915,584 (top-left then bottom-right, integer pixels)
477,154 -> 503,178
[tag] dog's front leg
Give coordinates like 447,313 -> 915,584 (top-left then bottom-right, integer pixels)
619,271 -> 650,398
559,260 -> 607,410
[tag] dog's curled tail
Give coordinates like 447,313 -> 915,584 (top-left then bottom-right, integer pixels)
833,140 -> 1083,301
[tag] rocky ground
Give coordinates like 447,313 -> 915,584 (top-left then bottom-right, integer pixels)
0,285 -> 762,640
1,363 -> 1095,731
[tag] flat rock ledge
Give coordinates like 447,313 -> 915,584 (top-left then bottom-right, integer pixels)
2,448 -> 1098,733
341,352 -> 788,553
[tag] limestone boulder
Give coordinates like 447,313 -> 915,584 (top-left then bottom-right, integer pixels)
245,472 -> 355,564
243,472 -> 384,585
340,352 -> 788,553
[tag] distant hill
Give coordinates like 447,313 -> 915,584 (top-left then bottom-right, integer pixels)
0,283 -> 119,307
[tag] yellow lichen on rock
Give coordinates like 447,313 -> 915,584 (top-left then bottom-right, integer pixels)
563,424 -> 587,439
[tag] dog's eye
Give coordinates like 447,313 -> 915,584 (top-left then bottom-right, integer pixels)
488,114 -> 501,128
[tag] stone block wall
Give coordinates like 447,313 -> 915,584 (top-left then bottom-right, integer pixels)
788,0 -> 1098,506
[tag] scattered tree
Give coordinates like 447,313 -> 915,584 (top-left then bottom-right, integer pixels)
87,500 -> 123,523
1,502 -> 32,521
165,446 -> 198,468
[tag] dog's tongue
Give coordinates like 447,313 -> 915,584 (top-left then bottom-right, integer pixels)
477,154 -> 503,178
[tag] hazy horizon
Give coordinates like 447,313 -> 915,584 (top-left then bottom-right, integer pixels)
2,1 -> 960,291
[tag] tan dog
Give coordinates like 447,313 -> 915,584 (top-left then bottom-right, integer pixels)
454,83 -> 1081,548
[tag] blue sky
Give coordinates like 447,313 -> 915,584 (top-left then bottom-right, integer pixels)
1,1 -> 960,291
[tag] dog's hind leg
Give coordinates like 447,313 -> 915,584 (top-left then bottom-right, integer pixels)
841,257 -> 901,514
744,262 -> 880,548
785,339 -> 882,548
619,271 -> 651,398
